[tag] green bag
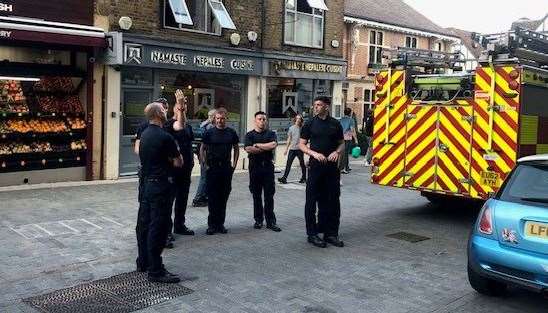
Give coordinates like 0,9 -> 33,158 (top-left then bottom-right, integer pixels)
351,146 -> 361,158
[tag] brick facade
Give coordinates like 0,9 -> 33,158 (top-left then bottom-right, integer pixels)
95,0 -> 263,50
263,0 -> 344,58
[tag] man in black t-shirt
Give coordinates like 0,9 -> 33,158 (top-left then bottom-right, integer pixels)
200,108 -> 239,235
164,90 -> 195,236
137,102 -> 183,283
244,111 -> 282,232
299,96 -> 345,248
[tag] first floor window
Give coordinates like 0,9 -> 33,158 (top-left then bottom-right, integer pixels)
164,0 -> 235,34
284,0 -> 325,48
369,30 -> 384,64
405,36 -> 418,48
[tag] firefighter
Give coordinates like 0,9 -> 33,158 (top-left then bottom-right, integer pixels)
299,96 -> 345,248
244,111 -> 282,232
200,108 -> 239,235
164,90 -> 195,236
136,102 -> 183,283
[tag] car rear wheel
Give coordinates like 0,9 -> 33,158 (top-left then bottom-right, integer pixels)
467,263 -> 507,296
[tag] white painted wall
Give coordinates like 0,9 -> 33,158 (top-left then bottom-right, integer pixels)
103,67 -> 121,180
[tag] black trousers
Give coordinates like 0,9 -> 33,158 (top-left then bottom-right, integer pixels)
170,167 -> 192,230
249,163 -> 276,225
206,165 -> 233,228
136,179 -> 172,276
305,161 -> 341,237
282,149 -> 306,180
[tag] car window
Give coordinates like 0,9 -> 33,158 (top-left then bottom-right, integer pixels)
498,162 -> 548,207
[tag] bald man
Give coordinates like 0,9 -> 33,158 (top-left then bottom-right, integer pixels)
136,102 -> 183,283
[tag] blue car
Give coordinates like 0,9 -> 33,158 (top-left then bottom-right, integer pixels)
468,154 -> 548,297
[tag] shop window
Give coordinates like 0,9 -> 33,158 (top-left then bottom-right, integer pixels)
267,78 -> 332,141
163,0 -> 235,35
121,68 -> 153,86
369,30 -> 384,64
405,36 -> 418,48
157,70 -> 245,137
284,0 -> 326,48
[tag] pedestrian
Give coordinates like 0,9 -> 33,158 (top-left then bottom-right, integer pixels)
278,114 -> 306,184
200,108 -> 239,235
164,90 -> 195,236
136,102 -> 183,283
363,109 -> 374,166
192,109 -> 216,207
299,96 -> 345,248
244,111 -> 282,232
339,107 -> 357,174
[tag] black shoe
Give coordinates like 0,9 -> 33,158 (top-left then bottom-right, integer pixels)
299,178 -> 306,184
307,235 -> 327,248
148,273 -> 180,284
254,222 -> 263,229
266,224 -> 282,232
347,168 -> 352,172
206,227 -> 216,235
278,177 -> 287,184
174,226 -> 195,236
217,226 -> 228,234
192,200 -> 207,207
165,241 -> 174,249
324,236 -> 344,247
167,233 -> 175,242
136,265 -> 147,273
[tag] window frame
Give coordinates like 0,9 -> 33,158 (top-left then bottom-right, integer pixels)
284,0 -> 325,49
405,36 -> 418,48
163,0 -> 223,36
368,30 -> 384,65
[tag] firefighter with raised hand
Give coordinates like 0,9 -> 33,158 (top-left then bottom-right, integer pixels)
136,102 -> 183,283
299,96 -> 345,248
164,90 -> 195,236
244,111 -> 282,232
200,108 -> 239,235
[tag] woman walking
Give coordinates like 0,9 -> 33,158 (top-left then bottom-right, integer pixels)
278,115 -> 306,184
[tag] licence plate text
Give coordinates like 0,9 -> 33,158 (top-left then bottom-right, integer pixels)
525,221 -> 548,240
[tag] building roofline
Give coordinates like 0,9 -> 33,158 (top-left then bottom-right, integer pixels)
344,15 -> 459,41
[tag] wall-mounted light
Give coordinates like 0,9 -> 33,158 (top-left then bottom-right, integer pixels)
187,85 -> 192,90
230,33 -> 241,46
119,16 -> 133,31
248,31 -> 258,42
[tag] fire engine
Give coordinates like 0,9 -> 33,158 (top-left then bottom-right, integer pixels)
371,27 -> 548,201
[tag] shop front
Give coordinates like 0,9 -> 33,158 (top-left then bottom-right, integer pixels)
113,36 -> 262,175
263,56 -> 346,141
0,1 -> 105,186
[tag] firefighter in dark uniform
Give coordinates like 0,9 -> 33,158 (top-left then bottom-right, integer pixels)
164,90 -> 195,236
200,108 -> 239,235
136,102 -> 183,283
299,96 -> 345,248
134,98 -> 177,248
244,111 -> 282,232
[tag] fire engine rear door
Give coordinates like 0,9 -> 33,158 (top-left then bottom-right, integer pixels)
403,104 -> 438,190
435,105 -> 474,195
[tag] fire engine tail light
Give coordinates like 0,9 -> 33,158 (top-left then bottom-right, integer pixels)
508,80 -> 520,90
479,204 -> 493,235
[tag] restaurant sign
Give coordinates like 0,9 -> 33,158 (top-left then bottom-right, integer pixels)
271,60 -> 343,74
123,43 -> 262,75
0,0 -> 94,26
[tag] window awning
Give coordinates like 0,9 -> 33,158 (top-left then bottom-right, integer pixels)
168,0 -> 193,25
307,0 -> 329,11
0,17 -> 106,48
208,0 -> 236,30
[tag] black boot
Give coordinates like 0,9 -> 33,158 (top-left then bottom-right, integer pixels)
307,235 -> 327,248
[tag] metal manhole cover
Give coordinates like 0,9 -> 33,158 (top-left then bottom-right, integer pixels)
24,271 -> 193,313
386,231 -> 430,243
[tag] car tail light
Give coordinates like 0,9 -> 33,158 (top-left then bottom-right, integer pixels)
479,204 -> 493,235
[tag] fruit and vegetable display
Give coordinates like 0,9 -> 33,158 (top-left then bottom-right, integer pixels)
67,117 -> 86,130
0,76 -> 87,172
38,95 -> 83,113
